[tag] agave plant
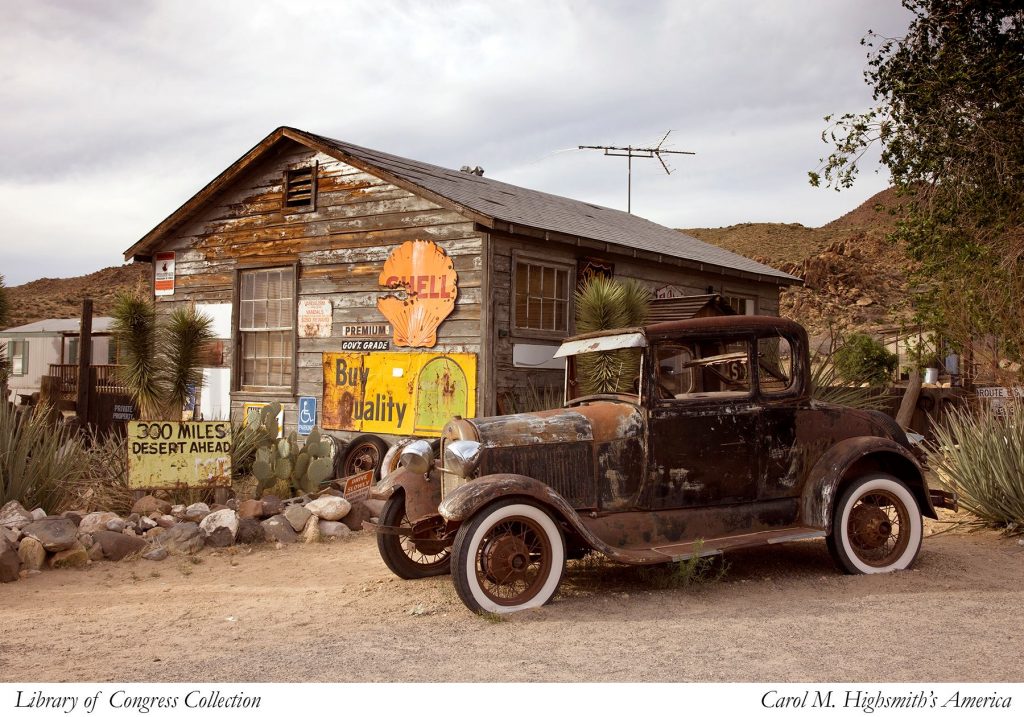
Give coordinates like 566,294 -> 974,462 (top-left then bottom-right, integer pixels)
0,403 -> 87,513
808,332 -> 892,411
574,276 -> 651,395
111,291 -> 214,420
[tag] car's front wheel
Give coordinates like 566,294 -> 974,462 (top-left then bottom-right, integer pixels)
377,493 -> 451,580
827,473 -> 923,574
451,499 -> 566,615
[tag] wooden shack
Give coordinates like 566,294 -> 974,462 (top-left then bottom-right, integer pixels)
123,127 -> 798,473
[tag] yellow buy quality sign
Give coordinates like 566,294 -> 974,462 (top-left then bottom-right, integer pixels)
322,352 -> 476,437
127,421 -> 232,489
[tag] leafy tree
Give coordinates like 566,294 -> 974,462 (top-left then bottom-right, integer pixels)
0,273 -> 9,329
832,333 -> 899,387
811,1 -> 1024,358
111,291 -> 214,420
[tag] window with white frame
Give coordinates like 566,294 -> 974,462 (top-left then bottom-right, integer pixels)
238,267 -> 295,390
7,340 -> 28,376
513,258 -> 571,333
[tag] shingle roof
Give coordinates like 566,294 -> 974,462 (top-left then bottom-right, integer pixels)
0,318 -> 115,334
296,129 -> 797,284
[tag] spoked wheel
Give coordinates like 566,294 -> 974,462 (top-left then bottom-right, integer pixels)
827,473 -> 923,574
342,435 -> 389,482
451,499 -> 565,615
377,493 -> 451,579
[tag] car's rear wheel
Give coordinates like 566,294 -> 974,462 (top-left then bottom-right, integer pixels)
377,493 -> 451,579
451,499 -> 566,615
827,473 -> 922,574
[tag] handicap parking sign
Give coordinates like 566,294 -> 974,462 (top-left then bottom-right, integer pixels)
297,396 -> 317,435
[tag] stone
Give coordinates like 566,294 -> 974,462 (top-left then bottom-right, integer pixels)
49,543 -> 88,569
1,526 -> 20,545
0,501 -> 33,530
306,495 -> 351,521
93,531 -> 149,562
22,518 -> 79,552
225,498 -> 239,510
155,515 -> 177,529
301,515 -> 320,544
184,503 -> 210,523
78,533 -> 93,549
139,517 -> 158,530
17,537 -> 47,571
209,503 -> 229,512
105,517 -> 127,533
128,513 -> 141,523
131,495 -> 172,516
363,498 -> 385,519
170,505 -> 186,519
261,515 -> 297,544
61,511 -> 83,526
236,517 -> 263,545
155,522 -> 204,555
318,521 -> 352,540
142,546 -> 168,561
145,527 -> 166,541
237,499 -> 263,520
1,535 -> 23,581
29,508 -> 47,520
260,495 -> 284,516
283,505 -> 312,532
341,500 -> 373,532
87,542 -> 105,561
855,297 -> 874,307
78,511 -> 120,534
199,509 -> 238,548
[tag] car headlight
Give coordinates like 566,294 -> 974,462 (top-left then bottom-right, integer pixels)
398,440 -> 434,474
444,440 -> 482,478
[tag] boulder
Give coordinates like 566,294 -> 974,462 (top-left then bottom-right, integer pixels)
0,535 -> 22,582
170,504 -> 186,519
237,499 -> 263,520
131,495 -> 172,516
29,508 -> 47,520
260,495 -> 284,516
341,501 -> 373,532
139,517 -> 158,531
236,517 -> 263,545
0,501 -> 33,530
93,531 -> 148,562
184,503 -> 210,523
22,518 -> 79,552
87,542 -> 105,561
199,509 -> 238,548
261,515 -> 297,544
301,515 -> 320,544
226,498 -> 239,510
319,521 -> 352,540
307,495 -> 351,521
155,522 -> 204,555
78,532 -> 94,549
105,517 -> 127,533
1,526 -> 20,545
155,515 -> 177,529
61,511 -> 83,526
49,543 -> 88,569
142,546 -> 168,561
283,505 -> 312,532
145,527 -> 166,541
17,537 -> 47,571
78,511 -> 120,534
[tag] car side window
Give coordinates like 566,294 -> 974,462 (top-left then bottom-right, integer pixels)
655,339 -> 752,401
757,335 -> 795,395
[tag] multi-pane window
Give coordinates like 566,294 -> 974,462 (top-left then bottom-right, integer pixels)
7,340 -> 28,376
724,295 -> 756,315
239,267 -> 294,389
514,260 -> 570,332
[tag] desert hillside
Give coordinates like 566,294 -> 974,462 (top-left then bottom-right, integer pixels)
685,187 -> 917,339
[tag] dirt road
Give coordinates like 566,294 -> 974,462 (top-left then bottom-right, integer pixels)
1,523 -> 1020,682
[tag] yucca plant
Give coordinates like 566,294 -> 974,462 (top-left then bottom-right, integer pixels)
574,276 -> 651,395
924,402 -> 1024,529
0,403 -> 87,513
112,291 -> 214,420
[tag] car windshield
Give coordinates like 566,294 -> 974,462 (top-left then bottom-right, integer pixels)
565,349 -> 643,401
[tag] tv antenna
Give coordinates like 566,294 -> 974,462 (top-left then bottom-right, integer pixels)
578,130 -> 695,213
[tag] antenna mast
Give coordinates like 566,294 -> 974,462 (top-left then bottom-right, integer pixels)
578,130 -> 695,213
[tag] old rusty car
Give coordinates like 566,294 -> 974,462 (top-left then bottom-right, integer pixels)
368,316 -> 956,614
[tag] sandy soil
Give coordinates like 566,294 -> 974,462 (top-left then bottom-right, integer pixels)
1,521 -> 1021,683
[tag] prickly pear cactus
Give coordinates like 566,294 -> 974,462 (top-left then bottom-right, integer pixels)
248,403 -> 336,497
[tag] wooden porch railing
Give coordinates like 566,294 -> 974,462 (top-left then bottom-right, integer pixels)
47,364 -> 125,401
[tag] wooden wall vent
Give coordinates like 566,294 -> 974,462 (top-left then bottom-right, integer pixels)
284,163 -> 317,209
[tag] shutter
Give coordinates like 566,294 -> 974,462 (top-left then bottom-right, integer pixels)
68,338 -> 79,365
108,339 -> 118,365
20,340 -> 28,376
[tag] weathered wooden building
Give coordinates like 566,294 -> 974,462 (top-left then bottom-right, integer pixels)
123,127 -> 797,473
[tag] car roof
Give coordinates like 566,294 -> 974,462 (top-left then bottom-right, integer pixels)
565,315 -> 805,344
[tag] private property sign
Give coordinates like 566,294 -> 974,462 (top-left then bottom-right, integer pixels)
127,421 -> 232,489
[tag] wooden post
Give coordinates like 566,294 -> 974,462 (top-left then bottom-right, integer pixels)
76,299 -> 94,426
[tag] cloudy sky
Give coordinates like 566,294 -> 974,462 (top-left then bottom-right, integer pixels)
0,0 -> 911,286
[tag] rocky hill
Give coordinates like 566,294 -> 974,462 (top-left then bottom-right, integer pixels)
2,263 -> 150,329
685,187 -> 917,339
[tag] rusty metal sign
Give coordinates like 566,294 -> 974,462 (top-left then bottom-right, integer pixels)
343,470 -> 374,502
298,298 -> 332,338
127,421 -> 231,489
322,351 -> 476,436
154,251 -> 175,296
377,240 -> 458,347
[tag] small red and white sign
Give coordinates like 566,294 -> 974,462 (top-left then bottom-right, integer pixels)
298,298 -> 333,338
343,470 -> 374,503
154,251 -> 175,296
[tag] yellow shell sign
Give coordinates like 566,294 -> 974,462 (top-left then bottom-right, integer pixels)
377,240 -> 458,347
322,352 -> 476,437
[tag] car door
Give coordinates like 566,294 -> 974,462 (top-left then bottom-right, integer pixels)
642,335 -> 761,510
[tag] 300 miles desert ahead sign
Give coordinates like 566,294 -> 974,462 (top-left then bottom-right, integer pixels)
127,421 -> 232,489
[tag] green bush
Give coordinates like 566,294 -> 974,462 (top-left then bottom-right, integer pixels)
832,333 -> 898,387
925,403 -> 1024,529
0,405 -> 87,513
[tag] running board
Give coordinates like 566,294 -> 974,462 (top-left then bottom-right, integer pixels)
649,527 -> 827,562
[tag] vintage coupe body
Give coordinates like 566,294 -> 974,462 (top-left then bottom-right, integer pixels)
369,316 -> 955,614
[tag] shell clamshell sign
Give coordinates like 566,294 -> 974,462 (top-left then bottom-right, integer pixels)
377,240 -> 458,347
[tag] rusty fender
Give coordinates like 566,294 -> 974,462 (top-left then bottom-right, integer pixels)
799,436 -> 937,531
438,473 -> 635,559
367,467 -> 442,523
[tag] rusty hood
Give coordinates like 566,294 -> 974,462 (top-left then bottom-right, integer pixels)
455,402 -> 642,448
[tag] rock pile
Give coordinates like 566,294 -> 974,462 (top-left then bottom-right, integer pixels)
0,489 -> 379,584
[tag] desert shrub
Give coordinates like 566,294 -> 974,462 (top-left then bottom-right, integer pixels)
638,541 -> 728,589
832,333 -> 898,387
61,429 -> 133,514
0,405 -> 87,513
809,336 -> 891,411
497,378 -> 563,415
925,402 -> 1024,529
